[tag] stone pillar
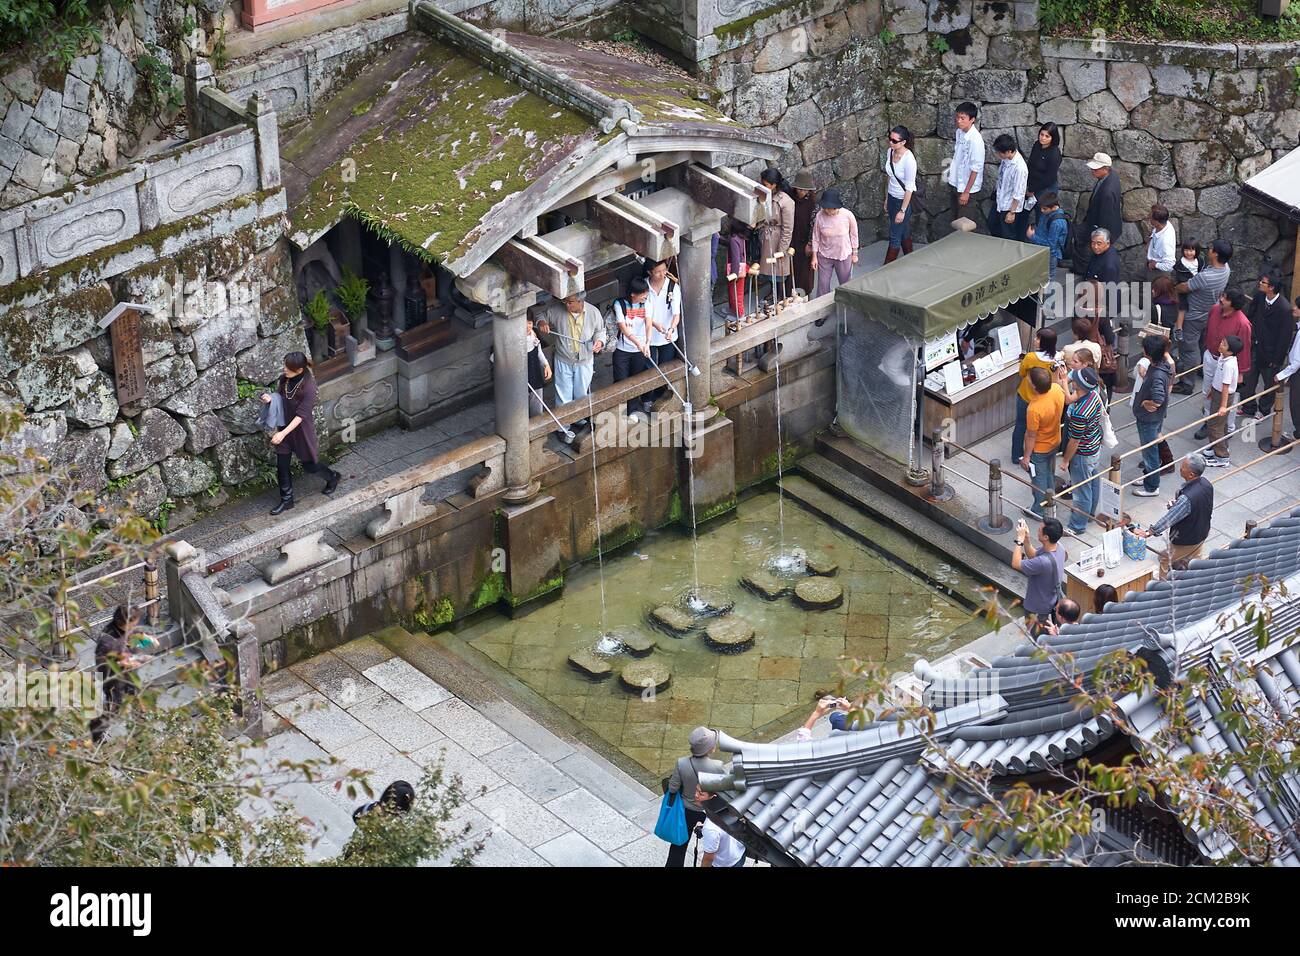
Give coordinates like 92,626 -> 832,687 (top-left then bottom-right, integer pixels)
493,307 -> 538,502
678,229 -> 717,409
390,245 -> 407,332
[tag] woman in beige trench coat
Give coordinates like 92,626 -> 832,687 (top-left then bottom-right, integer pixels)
758,167 -> 795,305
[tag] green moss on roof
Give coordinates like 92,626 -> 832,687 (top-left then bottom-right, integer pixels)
288,41 -> 597,266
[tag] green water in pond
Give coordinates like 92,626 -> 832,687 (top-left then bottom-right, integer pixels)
448,491 -> 985,781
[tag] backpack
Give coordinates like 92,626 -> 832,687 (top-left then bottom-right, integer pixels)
1051,209 -> 1076,267
746,228 -> 762,266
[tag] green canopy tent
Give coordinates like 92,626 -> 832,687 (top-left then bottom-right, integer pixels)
833,231 -> 1050,470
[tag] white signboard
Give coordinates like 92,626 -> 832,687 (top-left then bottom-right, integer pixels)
924,333 -> 959,371
1098,477 -> 1123,525
1076,546 -> 1104,572
943,361 -> 965,395
996,323 -> 1021,360
973,355 -> 997,380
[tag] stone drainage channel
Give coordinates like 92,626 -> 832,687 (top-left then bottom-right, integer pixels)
436,489 -> 1007,785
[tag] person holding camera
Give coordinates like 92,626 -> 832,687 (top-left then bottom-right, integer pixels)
1011,517 -> 1067,634
692,786 -> 747,867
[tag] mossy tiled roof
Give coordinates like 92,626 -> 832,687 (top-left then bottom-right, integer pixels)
283,34 -> 604,267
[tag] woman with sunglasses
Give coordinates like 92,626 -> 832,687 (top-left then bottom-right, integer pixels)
883,125 -> 916,264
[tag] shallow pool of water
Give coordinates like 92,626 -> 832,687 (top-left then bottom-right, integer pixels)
449,491 -> 982,780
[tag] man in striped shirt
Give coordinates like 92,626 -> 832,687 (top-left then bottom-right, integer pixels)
1060,367 -> 1104,535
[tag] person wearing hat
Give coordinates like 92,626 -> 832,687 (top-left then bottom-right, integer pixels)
537,289 -> 605,441
1079,152 -> 1121,274
791,170 -> 817,296
664,726 -> 726,867
811,187 -> 859,298
1058,365 -> 1105,535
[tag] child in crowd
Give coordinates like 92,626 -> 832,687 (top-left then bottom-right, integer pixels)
1172,239 -> 1205,329
1205,334 -> 1243,468
726,219 -> 748,319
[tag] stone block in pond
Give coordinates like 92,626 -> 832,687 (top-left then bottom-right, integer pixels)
804,550 -> 839,576
704,617 -> 755,651
652,605 -> 696,633
620,660 -> 671,693
794,578 -> 844,609
618,630 -> 657,656
742,569 -> 790,599
568,648 -> 613,678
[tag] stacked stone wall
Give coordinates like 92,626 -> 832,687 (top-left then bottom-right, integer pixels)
696,0 -> 1299,286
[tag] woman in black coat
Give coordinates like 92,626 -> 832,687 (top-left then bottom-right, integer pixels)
1022,123 -> 1062,241
261,351 -> 340,515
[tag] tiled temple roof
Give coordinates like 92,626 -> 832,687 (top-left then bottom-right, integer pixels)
709,508 -> 1300,867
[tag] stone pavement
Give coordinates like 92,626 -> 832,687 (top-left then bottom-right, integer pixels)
245,626 -> 674,867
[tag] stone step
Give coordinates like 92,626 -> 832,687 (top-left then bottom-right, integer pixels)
787,456 -> 1022,604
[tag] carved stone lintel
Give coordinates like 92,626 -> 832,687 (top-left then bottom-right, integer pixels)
262,531 -> 338,584
366,486 -> 440,540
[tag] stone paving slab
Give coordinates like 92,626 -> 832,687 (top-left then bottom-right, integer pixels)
420,697 -> 517,756
534,831 -> 621,867
292,651 -> 385,708
481,741 -> 579,803
473,783 -> 570,848
410,737 -> 507,798
275,691 -> 373,751
347,692 -> 446,753
545,788 -> 645,851
363,657 -> 455,711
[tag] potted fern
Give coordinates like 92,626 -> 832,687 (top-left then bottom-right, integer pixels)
303,290 -> 332,362
336,267 -> 371,340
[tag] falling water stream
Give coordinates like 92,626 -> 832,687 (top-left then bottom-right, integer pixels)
584,389 -> 619,654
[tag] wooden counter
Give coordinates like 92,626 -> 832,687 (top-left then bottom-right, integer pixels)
1065,555 -> 1158,612
923,361 -> 1020,448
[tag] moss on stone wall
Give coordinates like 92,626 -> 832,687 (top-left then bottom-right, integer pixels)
714,0 -> 818,39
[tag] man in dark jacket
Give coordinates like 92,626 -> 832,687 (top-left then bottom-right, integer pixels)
1138,453 -> 1214,577
1078,152 -> 1121,273
1133,334 -> 1173,495
1242,273 -> 1292,418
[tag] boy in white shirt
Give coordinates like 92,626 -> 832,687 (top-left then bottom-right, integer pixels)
1205,334 -> 1243,467
644,259 -> 682,404
1146,204 -> 1177,275
693,786 -> 747,867
946,102 -> 986,229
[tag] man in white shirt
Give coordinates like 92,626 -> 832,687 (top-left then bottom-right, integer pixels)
644,258 -> 682,404
693,786 -> 747,867
991,133 -> 1027,241
1146,204 -> 1176,275
1270,295 -> 1300,442
946,101 -> 985,230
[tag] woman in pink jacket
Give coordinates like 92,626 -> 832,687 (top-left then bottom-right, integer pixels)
811,187 -> 859,298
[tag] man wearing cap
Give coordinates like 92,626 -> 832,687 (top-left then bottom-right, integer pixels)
1079,153 -> 1121,274
791,170 -> 817,296
810,187 -> 859,297
537,290 -> 606,441
665,726 -> 726,867
1059,366 -> 1105,535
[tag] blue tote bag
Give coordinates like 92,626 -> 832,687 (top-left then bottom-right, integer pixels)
655,790 -> 688,845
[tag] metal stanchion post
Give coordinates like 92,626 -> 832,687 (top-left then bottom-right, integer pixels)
1042,491 -> 1057,521
927,428 -> 954,502
1114,322 -> 1132,393
1245,519 -> 1257,539
1260,381 -> 1291,453
1108,453 -> 1122,486
979,458 -> 1011,534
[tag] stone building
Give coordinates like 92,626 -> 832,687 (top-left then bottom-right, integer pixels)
2,0 -> 1298,527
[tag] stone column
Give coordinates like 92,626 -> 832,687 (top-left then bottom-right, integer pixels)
493,307 -> 538,502
389,244 -> 407,332
678,229 -> 717,409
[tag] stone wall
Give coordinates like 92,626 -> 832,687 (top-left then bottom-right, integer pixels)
0,0 -> 231,208
0,96 -> 302,527
680,0 -> 1300,287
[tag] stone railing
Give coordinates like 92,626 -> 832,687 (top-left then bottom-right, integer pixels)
1041,35 -> 1300,70
209,10 -> 409,127
0,90 -> 279,288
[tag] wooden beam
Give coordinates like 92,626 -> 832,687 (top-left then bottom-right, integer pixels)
549,151 -> 695,209
593,193 -> 680,261
685,163 -> 770,226
491,236 -> 585,298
